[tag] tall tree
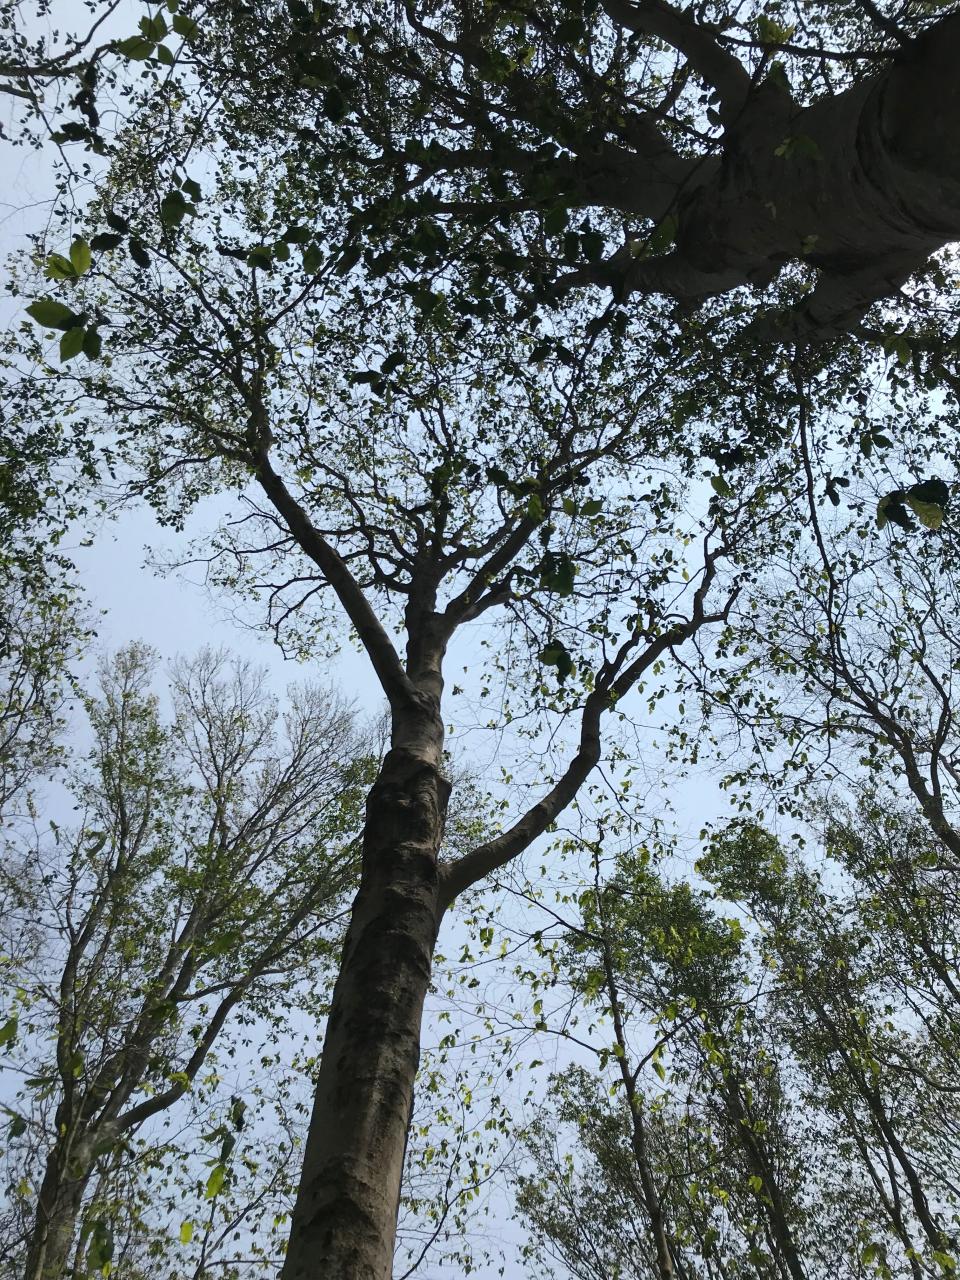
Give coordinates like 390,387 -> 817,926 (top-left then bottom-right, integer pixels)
6,2 -> 960,1275
513,814 -> 960,1280
0,643 -> 371,1280
186,0 -> 960,345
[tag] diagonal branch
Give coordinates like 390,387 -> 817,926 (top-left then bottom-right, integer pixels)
253,449 -> 417,710
602,0 -> 753,124
438,542 -> 734,908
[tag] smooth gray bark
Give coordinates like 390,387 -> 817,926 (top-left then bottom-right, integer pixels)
279,725 -> 449,1280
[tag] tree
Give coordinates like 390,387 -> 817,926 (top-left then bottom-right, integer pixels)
186,0 -> 960,346
512,815 -> 960,1280
7,1 -> 960,1275
0,643 -> 371,1280
10,184 -> 755,1272
0,2 -> 210,149
0,562 -> 87,819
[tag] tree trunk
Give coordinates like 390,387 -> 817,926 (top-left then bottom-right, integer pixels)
23,1138 -> 93,1280
280,727 -> 450,1280
618,13 -> 960,338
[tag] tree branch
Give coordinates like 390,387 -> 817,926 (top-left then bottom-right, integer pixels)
253,448 -> 418,710
602,0 -> 753,124
438,544 -> 734,908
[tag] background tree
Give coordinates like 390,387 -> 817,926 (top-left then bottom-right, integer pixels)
511,811 -> 960,1280
0,642 -> 371,1280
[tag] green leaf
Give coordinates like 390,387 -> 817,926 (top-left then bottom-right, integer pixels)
774,133 -> 821,161
906,496 -> 943,530
116,35 -> 156,60
876,491 -> 913,532
172,13 -> 200,40
205,1163 -> 226,1199
159,190 -> 191,227
543,206 -> 568,236
128,240 -> 151,268
539,639 -> 574,683
90,232 -> 124,252
156,42 -> 176,66
273,239 -> 291,262
283,225 -> 312,244
526,493 -> 545,522
710,475 -> 733,498
229,1096 -> 247,1130
82,328 -> 103,360
59,327 -> 86,363
86,1219 -> 114,1271
303,243 -> 324,274
6,1111 -> 26,1138
181,177 -> 203,201
884,333 -> 912,365
649,214 -> 678,254
44,252 -> 76,281
140,14 -> 168,39
580,497 -> 603,517
70,239 -> 92,276
0,1016 -> 18,1046
106,211 -> 131,233
247,246 -> 273,270
179,1220 -> 194,1244
540,551 -> 576,596
909,477 -> 949,510
756,15 -> 795,44
26,298 -> 79,330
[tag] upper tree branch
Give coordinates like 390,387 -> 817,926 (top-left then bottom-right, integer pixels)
253,448 -> 418,711
437,540 -> 734,908
602,0 -> 753,124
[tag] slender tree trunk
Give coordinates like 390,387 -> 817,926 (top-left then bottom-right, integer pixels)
280,720 -> 450,1280
23,1138 -> 93,1280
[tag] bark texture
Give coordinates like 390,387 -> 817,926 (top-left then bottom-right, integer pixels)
23,1134 -> 94,1280
279,730 -> 449,1280
616,13 -> 960,337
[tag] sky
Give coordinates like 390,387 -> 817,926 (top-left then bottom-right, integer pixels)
0,9 -> 736,1275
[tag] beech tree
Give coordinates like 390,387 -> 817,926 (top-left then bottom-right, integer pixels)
512,815 -> 960,1279
183,0 -> 960,349
9,172 -> 758,1272
6,1 -> 960,1276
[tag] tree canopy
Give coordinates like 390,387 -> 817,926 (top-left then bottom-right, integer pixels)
4,2 -> 960,1279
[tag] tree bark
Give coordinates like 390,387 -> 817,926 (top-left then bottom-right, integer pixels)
23,1135 -> 93,1280
618,13 -> 960,337
279,721 -> 450,1280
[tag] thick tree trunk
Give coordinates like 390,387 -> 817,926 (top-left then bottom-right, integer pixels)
280,724 -> 449,1280
23,1138 -> 93,1280
620,14 -> 960,337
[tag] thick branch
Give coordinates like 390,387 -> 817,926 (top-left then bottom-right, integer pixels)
603,0 -> 753,123
253,450 -> 417,710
